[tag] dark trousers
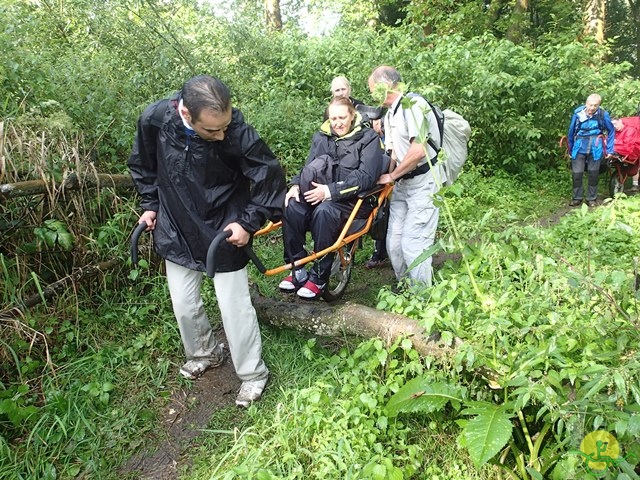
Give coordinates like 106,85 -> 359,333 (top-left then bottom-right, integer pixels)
373,238 -> 387,259
572,153 -> 601,202
282,199 -> 354,284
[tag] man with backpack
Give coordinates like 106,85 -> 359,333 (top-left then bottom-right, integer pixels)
128,75 -> 286,407
368,66 -> 444,286
567,93 -> 615,207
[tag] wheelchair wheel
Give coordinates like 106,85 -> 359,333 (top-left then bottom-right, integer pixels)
609,173 -> 624,197
322,250 -> 352,302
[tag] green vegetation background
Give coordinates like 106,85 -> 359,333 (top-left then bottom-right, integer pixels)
1,0 -> 640,478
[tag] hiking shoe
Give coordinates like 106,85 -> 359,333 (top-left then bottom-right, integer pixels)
365,256 -> 387,269
296,280 -> 325,300
569,199 -> 582,207
587,200 -> 597,207
235,376 -> 269,408
179,345 -> 225,380
630,185 -> 639,192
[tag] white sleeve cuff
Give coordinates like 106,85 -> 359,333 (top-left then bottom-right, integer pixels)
323,184 -> 332,201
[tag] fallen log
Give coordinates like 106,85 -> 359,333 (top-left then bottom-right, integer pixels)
2,260 -> 452,359
0,173 -> 133,200
250,291 -> 452,358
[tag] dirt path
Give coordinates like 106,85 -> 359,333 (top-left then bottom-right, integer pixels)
119,331 -> 240,479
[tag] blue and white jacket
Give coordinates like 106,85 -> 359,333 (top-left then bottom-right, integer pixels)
567,105 -> 615,161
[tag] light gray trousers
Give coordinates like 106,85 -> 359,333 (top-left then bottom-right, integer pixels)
165,260 -> 268,382
386,169 -> 440,286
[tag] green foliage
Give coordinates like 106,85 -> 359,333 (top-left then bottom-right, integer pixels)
388,32 -> 640,172
0,274 -> 180,478
376,195 -> 640,477
33,219 -> 74,251
201,337 -> 424,479
461,404 -> 514,470
405,0 -> 582,44
385,378 -> 463,415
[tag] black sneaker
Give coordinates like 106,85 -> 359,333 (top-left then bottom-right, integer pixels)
569,199 -> 582,207
365,256 -> 387,269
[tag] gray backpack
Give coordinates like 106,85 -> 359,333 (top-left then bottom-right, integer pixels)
406,93 -> 471,186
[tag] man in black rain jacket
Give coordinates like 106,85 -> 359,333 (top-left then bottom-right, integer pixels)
128,75 -> 286,407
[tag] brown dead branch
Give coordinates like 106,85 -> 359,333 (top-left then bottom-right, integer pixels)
0,257 -> 122,319
0,173 -> 133,201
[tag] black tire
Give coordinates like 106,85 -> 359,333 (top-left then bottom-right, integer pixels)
322,250 -> 352,302
609,173 -> 623,197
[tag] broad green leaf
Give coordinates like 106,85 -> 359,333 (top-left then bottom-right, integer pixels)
56,230 -> 74,250
526,467 -> 543,480
385,378 -> 463,417
628,414 -> 640,436
407,242 -> 443,273
463,405 -> 513,469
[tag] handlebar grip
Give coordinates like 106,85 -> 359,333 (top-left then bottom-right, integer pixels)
131,223 -> 148,266
206,231 -> 267,278
244,244 -> 266,274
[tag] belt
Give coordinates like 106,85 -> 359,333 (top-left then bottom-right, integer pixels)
400,162 -> 431,180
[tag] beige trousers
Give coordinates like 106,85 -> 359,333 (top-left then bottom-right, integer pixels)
165,260 -> 268,381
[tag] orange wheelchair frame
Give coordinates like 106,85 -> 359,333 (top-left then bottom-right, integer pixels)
131,183 -> 393,302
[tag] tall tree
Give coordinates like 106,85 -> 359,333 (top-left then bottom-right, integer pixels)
506,0 -> 530,42
265,0 -> 282,30
584,0 -> 606,43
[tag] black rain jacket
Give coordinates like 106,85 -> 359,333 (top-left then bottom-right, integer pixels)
292,114 -> 384,216
128,93 -> 286,272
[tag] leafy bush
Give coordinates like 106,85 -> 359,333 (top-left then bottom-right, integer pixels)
377,196 -> 640,477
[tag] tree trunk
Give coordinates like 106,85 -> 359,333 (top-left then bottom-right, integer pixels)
264,0 -> 282,31
584,0 -> 606,43
629,0 -> 640,78
506,0 -> 529,43
250,290 -> 454,358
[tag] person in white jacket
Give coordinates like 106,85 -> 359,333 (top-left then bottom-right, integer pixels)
368,65 -> 443,286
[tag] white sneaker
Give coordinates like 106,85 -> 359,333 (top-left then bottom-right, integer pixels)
278,275 -> 297,292
296,280 -> 325,300
179,345 -> 225,380
278,269 -> 308,293
235,377 -> 268,408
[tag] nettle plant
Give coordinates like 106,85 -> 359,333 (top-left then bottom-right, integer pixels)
379,198 -> 640,479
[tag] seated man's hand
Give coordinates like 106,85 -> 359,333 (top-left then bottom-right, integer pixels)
285,185 -> 300,207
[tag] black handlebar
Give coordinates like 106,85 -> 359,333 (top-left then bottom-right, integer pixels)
356,104 -> 385,121
130,223 -> 148,266
131,224 -> 266,277
206,231 -> 266,278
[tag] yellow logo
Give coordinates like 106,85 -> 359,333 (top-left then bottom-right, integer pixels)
567,430 -> 636,476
